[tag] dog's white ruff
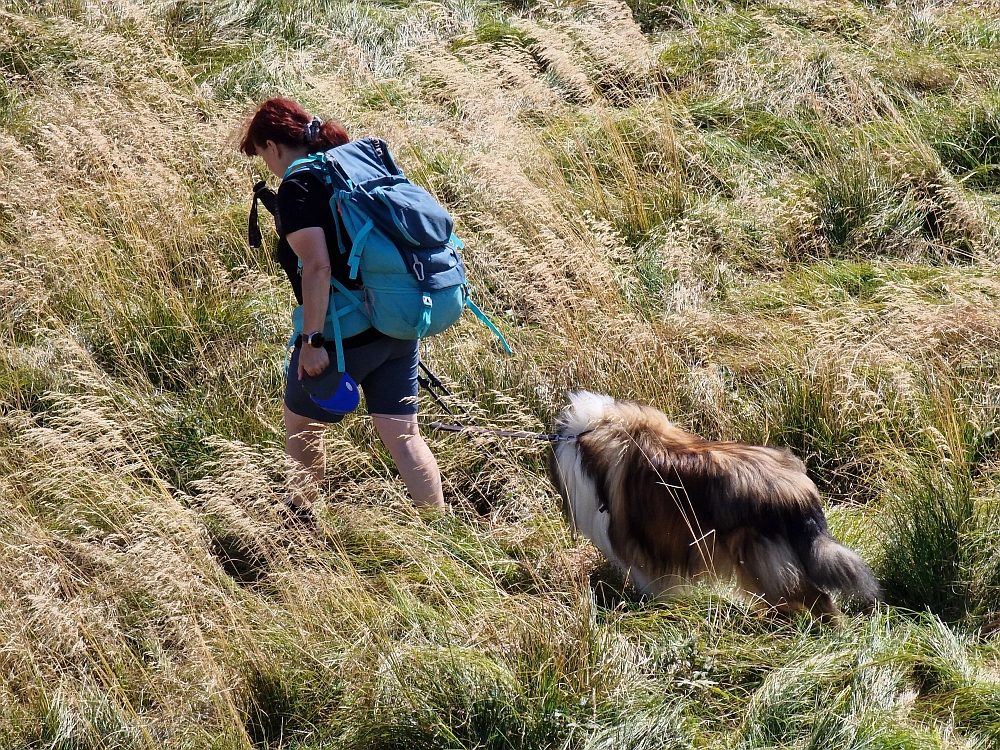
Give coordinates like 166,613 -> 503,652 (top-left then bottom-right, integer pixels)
553,391 -> 660,592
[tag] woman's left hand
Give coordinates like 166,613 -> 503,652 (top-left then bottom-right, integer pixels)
298,344 -> 330,380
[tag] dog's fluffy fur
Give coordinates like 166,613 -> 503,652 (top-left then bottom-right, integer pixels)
549,391 -> 881,620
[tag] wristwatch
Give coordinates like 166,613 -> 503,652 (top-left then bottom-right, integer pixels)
305,331 -> 326,348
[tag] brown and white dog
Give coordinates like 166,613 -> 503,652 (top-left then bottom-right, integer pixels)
549,391 -> 881,621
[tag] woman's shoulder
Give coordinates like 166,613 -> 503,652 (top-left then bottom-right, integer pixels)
278,168 -> 326,196
276,167 -> 335,235
277,169 -> 331,219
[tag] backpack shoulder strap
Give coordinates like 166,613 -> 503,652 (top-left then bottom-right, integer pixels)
283,153 -> 327,181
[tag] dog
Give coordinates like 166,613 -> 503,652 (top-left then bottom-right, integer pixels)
549,391 -> 881,621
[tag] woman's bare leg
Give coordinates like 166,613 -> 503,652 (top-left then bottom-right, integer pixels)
372,413 -> 444,509
284,404 -> 325,508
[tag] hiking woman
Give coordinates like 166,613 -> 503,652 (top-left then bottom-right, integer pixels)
240,98 -> 445,516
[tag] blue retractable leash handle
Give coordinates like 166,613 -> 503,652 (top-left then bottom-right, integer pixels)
309,371 -> 360,415
300,360 -> 362,415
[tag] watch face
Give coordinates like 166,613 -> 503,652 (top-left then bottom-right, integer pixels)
308,332 -> 325,347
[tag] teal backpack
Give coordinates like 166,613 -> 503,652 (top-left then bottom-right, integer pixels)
276,137 -> 511,370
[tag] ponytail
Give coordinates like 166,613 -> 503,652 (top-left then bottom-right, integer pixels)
240,98 -> 350,156
314,119 -> 348,151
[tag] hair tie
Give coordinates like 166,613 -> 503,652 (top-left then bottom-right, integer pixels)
305,116 -> 322,144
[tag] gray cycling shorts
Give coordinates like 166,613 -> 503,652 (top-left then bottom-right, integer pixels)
285,337 -> 419,423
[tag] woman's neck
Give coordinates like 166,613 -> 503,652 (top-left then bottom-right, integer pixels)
276,144 -> 311,178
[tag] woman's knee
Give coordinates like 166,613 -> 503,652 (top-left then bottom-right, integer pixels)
372,414 -> 428,455
285,404 -> 324,433
284,406 -> 326,460
372,413 -> 417,437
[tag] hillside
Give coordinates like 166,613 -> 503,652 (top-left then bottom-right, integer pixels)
1,0 -> 1000,746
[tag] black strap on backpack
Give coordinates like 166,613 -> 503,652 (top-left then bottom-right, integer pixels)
368,137 -> 401,174
248,180 -> 279,248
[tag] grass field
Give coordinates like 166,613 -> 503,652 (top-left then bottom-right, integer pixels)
1,0 -> 999,746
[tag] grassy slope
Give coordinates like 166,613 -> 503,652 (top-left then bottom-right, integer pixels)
1,0 -> 1000,746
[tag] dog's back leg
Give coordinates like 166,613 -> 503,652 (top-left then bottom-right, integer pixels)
795,584 -> 841,624
730,528 -> 842,620
775,579 -> 841,623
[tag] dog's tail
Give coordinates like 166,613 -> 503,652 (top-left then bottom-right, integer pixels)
797,517 -> 883,607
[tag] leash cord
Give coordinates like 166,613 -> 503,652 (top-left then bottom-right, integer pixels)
415,362 -> 573,444
416,361 -> 496,457
426,421 -> 571,442
365,414 -> 575,443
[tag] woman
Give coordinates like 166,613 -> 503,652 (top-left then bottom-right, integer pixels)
240,98 -> 445,517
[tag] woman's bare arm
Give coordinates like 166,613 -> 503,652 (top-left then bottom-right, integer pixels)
286,226 -> 332,378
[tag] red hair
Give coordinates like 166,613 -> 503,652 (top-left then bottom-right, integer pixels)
239,98 -> 349,156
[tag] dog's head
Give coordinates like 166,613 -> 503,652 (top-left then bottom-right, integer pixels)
553,390 -> 615,438
549,391 -> 617,528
